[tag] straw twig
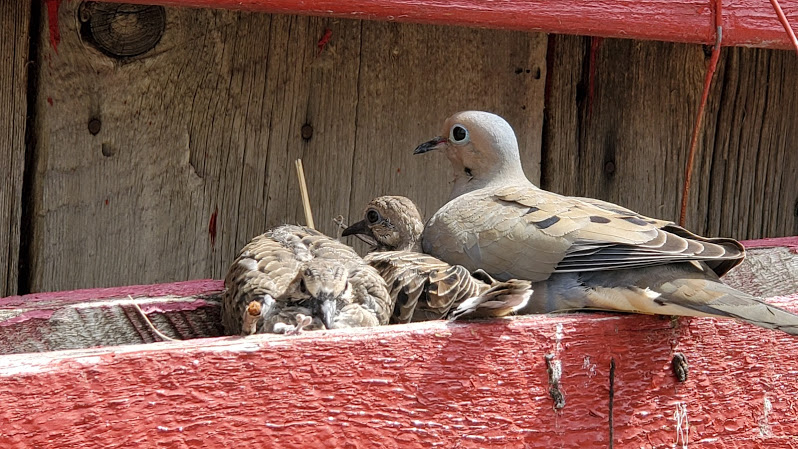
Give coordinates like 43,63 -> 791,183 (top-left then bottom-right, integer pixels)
129,296 -> 179,342
295,159 -> 315,229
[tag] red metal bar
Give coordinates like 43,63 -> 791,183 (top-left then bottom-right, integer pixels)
97,0 -> 798,49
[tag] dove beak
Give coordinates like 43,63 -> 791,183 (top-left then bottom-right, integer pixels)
342,219 -> 371,238
413,136 -> 447,155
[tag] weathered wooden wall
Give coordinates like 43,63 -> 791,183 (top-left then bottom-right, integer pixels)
24,2 -> 545,293
2,2 -> 796,294
0,0 -> 31,297
544,36 -> 798,238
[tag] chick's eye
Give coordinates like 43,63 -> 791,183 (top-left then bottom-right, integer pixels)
450,124 -> 469,144
366,209 -> 380,224
299,280 -> 307,294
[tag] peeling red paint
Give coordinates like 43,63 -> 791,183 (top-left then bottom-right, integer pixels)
0,297 -> 797,447
0,310 -> 55,327
46,97 -> 53,106
45,0 -> 62,53
317,27 -> 333,55
0,279 -> 223,307
742,236 -> 798,253
208,207 -> 218,247
96,0 -> 798,49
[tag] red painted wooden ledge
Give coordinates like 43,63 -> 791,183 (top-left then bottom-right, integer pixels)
1,300 -> 798,448
103,0 -> 798,49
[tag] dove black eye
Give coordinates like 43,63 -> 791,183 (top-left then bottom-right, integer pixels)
450,124 -> 469,144
367,209 -> 380,224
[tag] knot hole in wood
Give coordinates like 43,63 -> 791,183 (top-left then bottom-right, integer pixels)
79,2 -> 165,59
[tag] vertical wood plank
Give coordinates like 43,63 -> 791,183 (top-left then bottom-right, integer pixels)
0,0 -> 31,296
543,37 -> 705,224
543,37 -> 798,240
350,22 -> 547,242
699,47 -> 798,240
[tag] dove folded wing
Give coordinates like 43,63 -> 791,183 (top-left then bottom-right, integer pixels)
365,251 -> 489,323
424,184 -> 745,282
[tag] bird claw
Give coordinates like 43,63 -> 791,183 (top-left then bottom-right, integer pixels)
333,215 -> 347,239
274,313 -> 314,335
286,313 -> 313,335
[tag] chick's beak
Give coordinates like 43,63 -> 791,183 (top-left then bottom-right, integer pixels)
342,219 -> 371,238
319,295 -> 337,330
413,136 -> 448,155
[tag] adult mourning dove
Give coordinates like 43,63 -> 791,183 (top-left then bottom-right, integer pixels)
222,225 -> 392,335
415,111 -> 798,334
342,196 -> 532,323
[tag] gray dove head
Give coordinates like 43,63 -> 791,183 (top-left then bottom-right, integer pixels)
414,111 -> 528,198
342,196 -> 424,252
299,259 -> 352,329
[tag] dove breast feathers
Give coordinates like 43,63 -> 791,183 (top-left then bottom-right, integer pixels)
422,184 -> 745,283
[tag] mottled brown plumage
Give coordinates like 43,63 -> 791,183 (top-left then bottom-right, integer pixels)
343,196 -> 532,323
222,225 -> 392,335
415,111 -> 798,334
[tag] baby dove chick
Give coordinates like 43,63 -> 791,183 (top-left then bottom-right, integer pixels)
222,224 -> 392,335
343,196 -> 532,323
414,111 -> 798,334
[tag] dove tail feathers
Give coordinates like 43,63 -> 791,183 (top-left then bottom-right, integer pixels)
682,292 -> 798,336
550,262 -> 798,336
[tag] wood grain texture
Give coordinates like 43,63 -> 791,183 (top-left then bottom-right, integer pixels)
543,36 -> 798,240
30,4 -> 368,292
725,246 -> 798,298
698,47 -> 798,240
29,3 -> 546,292
1,295 -> 797,448
543,36 -> 704,224
103,0 -> 798,49
0,0 -> 30,297
0,280 -> 223,354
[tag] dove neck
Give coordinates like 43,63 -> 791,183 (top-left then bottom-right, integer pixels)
449,165 -> 531,200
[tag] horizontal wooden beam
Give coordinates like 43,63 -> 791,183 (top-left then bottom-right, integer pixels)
0,280 -> 223,353
1,296 -> 798,447
100,0 -> 798,49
